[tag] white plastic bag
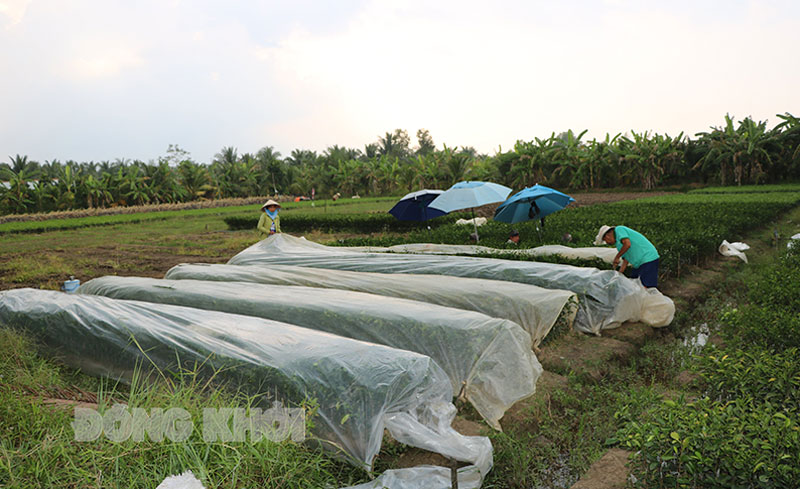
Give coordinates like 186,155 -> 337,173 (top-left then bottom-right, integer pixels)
156,471 -> 205,489
719,240 -> 750,263
788,233 -> 800,250
455,217 -> 487,227
640,287 -> 675,327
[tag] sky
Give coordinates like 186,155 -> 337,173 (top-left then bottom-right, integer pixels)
1,0 -> 799,164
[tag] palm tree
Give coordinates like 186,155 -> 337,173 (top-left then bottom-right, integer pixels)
377,129 -> 411,161
441,145 -> 472,186
6,154 -> 40,178
178,161 -> 212,200
416,129 -> 436,156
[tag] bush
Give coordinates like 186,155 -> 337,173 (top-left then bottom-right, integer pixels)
617,397 -> 800,488
721,305 -> 800,352
694,348 -> 800,405
223,213 -> 462,233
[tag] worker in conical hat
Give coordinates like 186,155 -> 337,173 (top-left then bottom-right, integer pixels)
257,199 -> 281,236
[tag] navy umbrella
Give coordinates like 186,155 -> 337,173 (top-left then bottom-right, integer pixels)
494,184 -> 575,224
388,189 -> 448,221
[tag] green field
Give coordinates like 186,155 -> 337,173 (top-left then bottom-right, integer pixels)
1,185 -> 799,488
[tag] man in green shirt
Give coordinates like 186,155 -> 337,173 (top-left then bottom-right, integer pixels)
594,225 -> 660,288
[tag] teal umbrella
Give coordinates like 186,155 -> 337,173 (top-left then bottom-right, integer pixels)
429,181 -> 512,241
494,184 -> 575,224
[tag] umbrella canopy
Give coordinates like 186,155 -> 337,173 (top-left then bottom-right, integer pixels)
429,181 -> 512,242
428,181 -> 513,213
494,184 -> 575,224
388,189 -> 447,221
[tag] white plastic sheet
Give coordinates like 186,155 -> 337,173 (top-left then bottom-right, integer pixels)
227,235 -> 672,334
0,288 -> 492,483
719,240 -> 750,263
164,263 -> 577,348
79,275 -> 542,429
346,243 -> 618,264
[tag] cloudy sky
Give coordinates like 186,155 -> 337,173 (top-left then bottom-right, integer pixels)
1,0 -> 798,164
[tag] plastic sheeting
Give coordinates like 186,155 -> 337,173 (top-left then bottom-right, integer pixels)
164,263 -> 577,348
78,275 -> 542,429
344,243 -> 618,264
719,240 -> 750,263
0,288 -> 492,483
227,234 -> 673,334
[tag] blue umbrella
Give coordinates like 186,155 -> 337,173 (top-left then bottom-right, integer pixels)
493,184 -> 575,224
388,189 -> 447,221
429,181 -> 513,241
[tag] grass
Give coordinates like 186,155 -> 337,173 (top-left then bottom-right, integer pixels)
0,328 -> 366,489
1,254 -> 72,284
688,183 -> 800,194
0,197 -> 398,235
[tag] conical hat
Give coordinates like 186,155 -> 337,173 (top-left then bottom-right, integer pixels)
261,199 -> 281,209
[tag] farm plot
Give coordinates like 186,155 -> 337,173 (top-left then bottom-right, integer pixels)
78,275 -> 543,429
164,263 -> 578,347
0,288 -> 492,487
226,234 -> 673,335
615,249 -> 800,487
333,191 -> 800,279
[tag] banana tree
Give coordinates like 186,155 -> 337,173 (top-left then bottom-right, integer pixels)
122,166 -> 149,206
441,144 -> 472,186
695,115 -> 774,186
549,129 -> 588,188
82,174 -> 112,209
178,161 -> 212,200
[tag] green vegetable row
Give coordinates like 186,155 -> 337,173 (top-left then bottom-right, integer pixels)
614,250 -> 800,487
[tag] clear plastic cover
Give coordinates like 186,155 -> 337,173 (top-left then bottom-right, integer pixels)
164,263 -> 577,348
78,275 -> 542,429
344,243 -> 618,264
0,288 -> 492,482
227,235 -> 670,334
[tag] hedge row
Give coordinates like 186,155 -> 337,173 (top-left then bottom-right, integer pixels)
615,250 -> 800,488
335,192 -> 800,279
224,212 -> 468,233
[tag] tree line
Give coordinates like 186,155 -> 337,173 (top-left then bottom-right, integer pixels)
1,113 -> 799,215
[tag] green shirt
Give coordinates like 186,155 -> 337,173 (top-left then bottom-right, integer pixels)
614,226 -> 659,268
